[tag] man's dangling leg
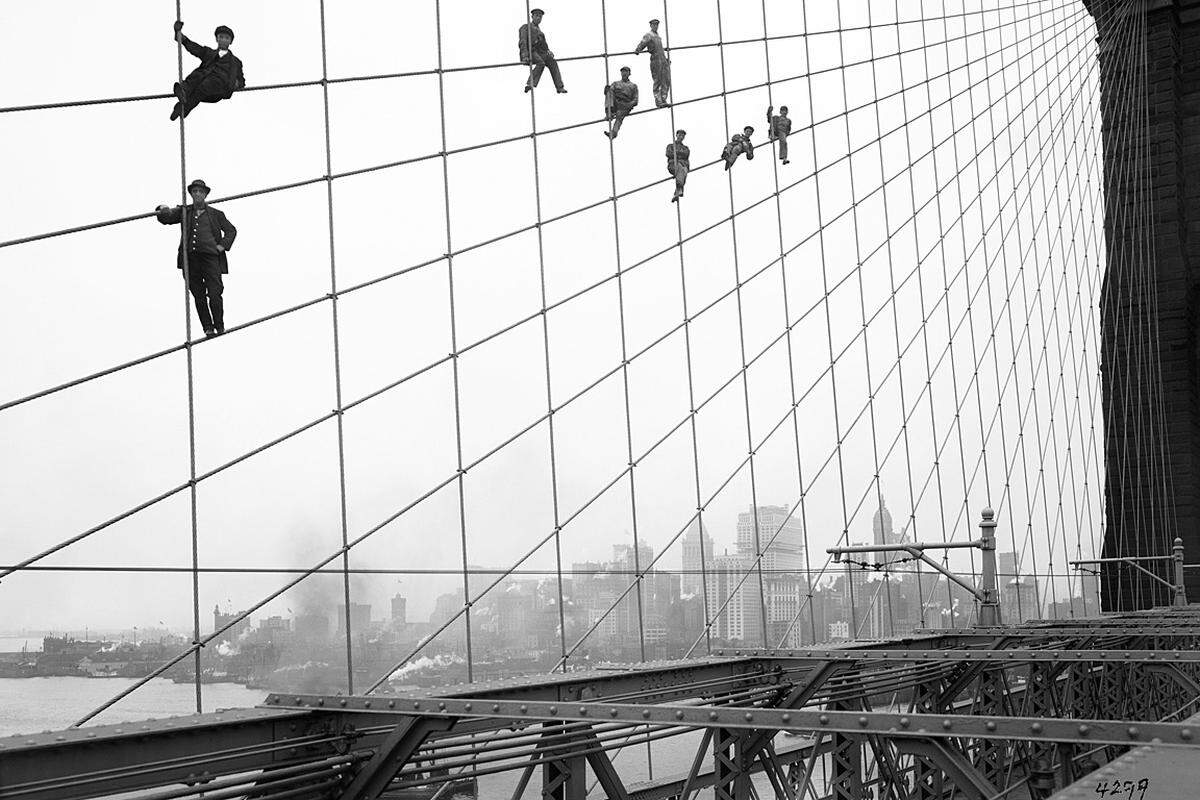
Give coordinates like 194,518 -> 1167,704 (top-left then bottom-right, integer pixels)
205,271 -> 225,333
545,54 -> 565,91
187,267 -> 215,333
526,62 -> 545,90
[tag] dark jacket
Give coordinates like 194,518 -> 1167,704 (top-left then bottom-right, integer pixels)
180,35 -> 245,97
518,22 -> 552,64
768,113 -> 792,138
156,204 -> 237,274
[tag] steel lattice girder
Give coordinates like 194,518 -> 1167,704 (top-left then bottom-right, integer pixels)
262,694 -> 1200,749
5,611 -> 1200,800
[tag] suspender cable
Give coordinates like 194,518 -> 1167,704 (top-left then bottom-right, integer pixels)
522,0 -> 570,672
712,0 -> 770,649
759,0 -> 818,644
315,0 -> 358,695
596,0 -> 649,667
172,0 -> 203,715
433,0 -> 476,686
661,0 -> 717,657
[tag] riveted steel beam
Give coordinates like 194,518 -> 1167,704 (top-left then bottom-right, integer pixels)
262,694 -> 1200,748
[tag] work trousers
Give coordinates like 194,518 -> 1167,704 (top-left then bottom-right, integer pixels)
771,131 -> 789,162
185,252 -> 224,332
526,55 -> 565,91
176,72 -> 230,118
608,107 -> 633,138
650,58 -> 671,106
723,143 -> 753,168
668,162 -> 688,197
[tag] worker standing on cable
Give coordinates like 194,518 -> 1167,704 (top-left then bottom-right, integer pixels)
170,21 -> 245,121
518,8 -> 567,94
666,129 -> 689,203
766,105 -> 791,165
603,67 -> 639,139
722,126 -> 755,170
156,180 -> 238,338
634,19 -> 671,107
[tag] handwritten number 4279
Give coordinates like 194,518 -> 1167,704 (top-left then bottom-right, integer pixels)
1095,779 -> 1149,800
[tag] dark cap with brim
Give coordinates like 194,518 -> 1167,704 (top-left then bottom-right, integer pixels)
214,25 -> 234,39
531,8 -> 545,14
187,179 -> 211,195
620,66 -> 631,73
650,19 -> 660,25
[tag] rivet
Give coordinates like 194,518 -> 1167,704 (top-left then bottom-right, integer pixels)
745,712 -> 754,722
463,702 -> 472,712
942,719 -> 953,730
364,700 -> 372,708
580,707 -> 588,716
316,699 -> 324,706
819,715 -> 829,725
710,711 -> 720,721
1181,729 -> 1193,740
413,702 -> 421,710
676,710 -> 685,720
1128,727 -> 1140,738
1078,724 -> 1090,736
781,713 -> 791,723
388,700 -> 396,708
899,717 -> 911,728
1031,723 -> 1042,733
986,721 -> 997,731
520,705 -> 528,714
339,699 -> 347,707
642,710 -> 651,719
549,706 -> 558,715
611,708 -> 619,717
438,702 -> 446,711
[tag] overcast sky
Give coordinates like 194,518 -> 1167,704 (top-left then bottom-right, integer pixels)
0,0 -> 1105,646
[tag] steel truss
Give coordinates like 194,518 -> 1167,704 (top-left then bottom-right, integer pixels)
2,609 -> 1199,800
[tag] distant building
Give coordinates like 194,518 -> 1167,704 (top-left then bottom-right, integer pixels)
391,594 -> 407,626
294,611 -> 330,641
736,505 -> 805,572
681,520 -> 715,597
336,603 -> 372,638
213,605 -> 250,640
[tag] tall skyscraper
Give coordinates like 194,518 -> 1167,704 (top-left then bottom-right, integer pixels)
872,499 -> 900,546
736,505 -> 805,571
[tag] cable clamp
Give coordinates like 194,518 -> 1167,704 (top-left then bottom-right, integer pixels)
457,468 -> 467,475
192,640 -> 206,648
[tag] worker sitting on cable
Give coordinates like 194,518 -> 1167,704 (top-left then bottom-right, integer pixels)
722,126 -> 755,170
519,8 -> 567,94
766,105 -> 791,165
634,19 -> 671,108
603,66 -> 639,139
170,21 -> 245,121
156,180 -> 238,338
666,129 -> 689,203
